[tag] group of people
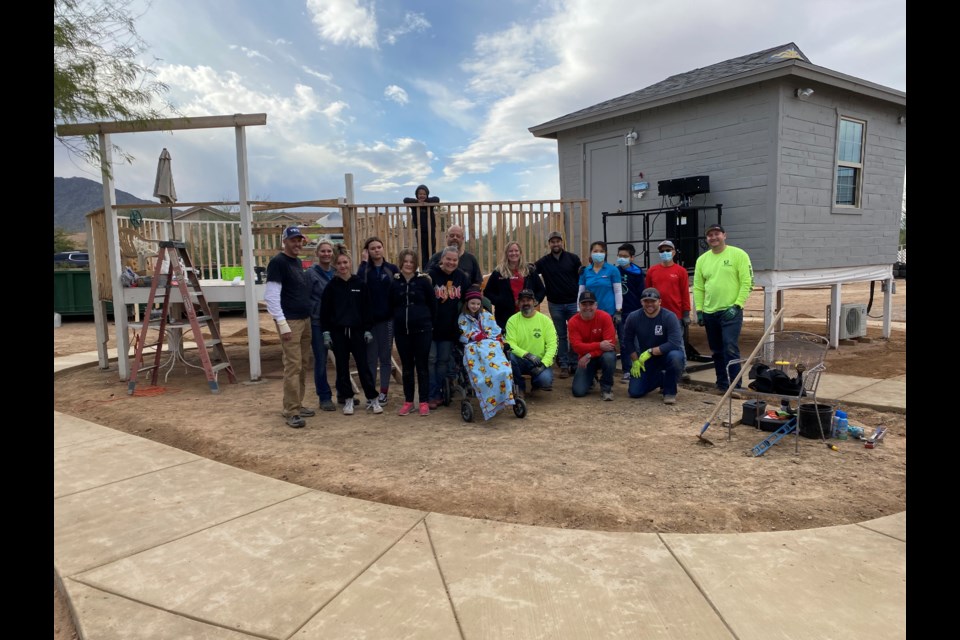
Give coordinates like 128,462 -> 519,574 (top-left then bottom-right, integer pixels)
265,206 -> 753,428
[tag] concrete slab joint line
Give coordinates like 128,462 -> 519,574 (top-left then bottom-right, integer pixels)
53,347 -> 905,639
657,532 -> 740,639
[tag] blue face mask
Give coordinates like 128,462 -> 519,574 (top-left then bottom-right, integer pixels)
659,251 -> 673,262
615,257 -> 630,267
591,252 -> 606,263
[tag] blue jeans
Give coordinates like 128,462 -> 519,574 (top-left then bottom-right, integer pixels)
310,323 -> 333,402
366,319 -> 394,393
428,339 -> 455,400
509,353 -> 555,392
703,307 -> 743,389
549,302 -> 579,369
571,351 -> 616,396
627,351 -> 686,398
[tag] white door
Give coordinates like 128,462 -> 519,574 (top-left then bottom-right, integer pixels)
584,138 -> 630,257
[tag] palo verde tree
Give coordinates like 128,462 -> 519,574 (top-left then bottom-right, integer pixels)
54,0 -> 173,166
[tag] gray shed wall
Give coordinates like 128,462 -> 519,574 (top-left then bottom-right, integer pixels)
777,83 -> 905,270
553,80 -> 905,273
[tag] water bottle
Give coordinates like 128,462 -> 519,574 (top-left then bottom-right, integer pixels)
833,410 -> 848,440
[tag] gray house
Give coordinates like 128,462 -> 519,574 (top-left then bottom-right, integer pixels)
530,43 -> 906,344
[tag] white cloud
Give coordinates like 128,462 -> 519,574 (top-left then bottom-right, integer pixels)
228,44 -> 271,62
301,66 -> 342,91
385,11 -> 431,45
410,79 -> 477,130
306,0 -> 378,49
350,137 -> 435,181
384,85 -> 409,105
321,100 -> 352,125
270,38 -> 292,46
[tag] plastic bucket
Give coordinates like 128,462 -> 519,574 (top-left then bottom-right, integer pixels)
798,403 -> 833,439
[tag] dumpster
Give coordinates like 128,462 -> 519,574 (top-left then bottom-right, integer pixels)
53,270 -> 118,317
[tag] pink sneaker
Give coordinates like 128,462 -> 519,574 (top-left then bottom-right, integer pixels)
419,402 -> 430,416
398,402 -> 414,416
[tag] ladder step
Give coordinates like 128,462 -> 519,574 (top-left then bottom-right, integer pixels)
210,362 -> 233,373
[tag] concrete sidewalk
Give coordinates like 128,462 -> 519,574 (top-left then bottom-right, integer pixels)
54,352 -> 906,639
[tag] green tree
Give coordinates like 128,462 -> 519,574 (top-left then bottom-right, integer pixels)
54,227 -> 77,253
54,0 -> 173,166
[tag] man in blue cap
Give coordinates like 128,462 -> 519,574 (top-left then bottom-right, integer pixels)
265,226 -> 314,428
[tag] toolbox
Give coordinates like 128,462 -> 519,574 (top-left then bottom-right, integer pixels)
758,415 -> 791,432
741,400 -> 767,427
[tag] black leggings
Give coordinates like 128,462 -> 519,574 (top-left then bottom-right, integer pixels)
330,327 -> 377,401
395,330 -> 432,403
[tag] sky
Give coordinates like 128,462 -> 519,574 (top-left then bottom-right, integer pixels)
53,0 -> 906,209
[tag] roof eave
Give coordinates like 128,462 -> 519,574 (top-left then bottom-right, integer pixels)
529,61 -> 905,138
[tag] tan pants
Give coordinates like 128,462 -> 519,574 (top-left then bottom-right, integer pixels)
280,319 -> 313,417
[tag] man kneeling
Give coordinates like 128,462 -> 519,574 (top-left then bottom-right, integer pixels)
622,287 -> 686,404
505,289 -> 558,397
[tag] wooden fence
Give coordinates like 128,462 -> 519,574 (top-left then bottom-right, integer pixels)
87,198 -> 589,299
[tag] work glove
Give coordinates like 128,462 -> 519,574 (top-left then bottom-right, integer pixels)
696,311 -> 705,326
721,305 -> 740,321
529,363 -> 546,378
681,312 -> 691,327
524,352 -> 542,366
322,331 -> 332,349
363,331 -> 374,344
613,310 -> 622,325
630,358 -> 644,378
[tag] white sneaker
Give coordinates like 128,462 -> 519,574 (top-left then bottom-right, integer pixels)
343,398 -> 355,415
368,398 -> 383,414
601,391 -> 614,401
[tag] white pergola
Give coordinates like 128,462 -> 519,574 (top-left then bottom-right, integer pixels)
56,113 -> 268,381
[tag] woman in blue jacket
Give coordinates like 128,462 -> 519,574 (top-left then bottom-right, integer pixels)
578,240 -> 623,321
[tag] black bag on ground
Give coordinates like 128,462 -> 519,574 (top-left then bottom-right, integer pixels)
747,364 -> 806,396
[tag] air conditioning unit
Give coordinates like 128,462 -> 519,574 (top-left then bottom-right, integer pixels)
838,303 -> 868,339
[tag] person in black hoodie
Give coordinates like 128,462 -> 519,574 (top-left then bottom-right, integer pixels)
483,240 -> 546,331
403,184 -> 440,268
426,245 -> 472,409
389,248 -> 436,416
320,246 -> 382,416
356,236 -> 399,406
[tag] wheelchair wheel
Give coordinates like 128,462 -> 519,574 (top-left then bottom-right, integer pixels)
513,398 -> 527,419
460,400 -> 474,422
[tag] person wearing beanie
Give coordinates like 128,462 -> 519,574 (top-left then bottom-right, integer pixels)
458,285 -> 516,420
403,184 -> 440,268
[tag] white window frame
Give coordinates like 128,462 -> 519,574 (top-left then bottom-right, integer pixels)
833,116 -> 866,211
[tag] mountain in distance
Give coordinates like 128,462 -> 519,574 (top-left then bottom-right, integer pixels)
54,176 -> 157,231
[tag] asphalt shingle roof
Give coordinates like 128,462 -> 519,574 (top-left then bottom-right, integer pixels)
534,43 -> 810,131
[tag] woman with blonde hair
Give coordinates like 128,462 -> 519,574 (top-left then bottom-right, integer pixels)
483,241 -> 545,331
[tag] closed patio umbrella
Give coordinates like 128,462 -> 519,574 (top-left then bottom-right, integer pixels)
153,148 -> 178,240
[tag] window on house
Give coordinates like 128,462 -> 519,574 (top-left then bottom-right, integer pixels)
835,117 -> 865,207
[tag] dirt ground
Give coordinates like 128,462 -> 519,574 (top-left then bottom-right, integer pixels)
54,280 -> 906,638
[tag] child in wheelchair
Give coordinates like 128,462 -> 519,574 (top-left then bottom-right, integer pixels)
455,287 -> 523,421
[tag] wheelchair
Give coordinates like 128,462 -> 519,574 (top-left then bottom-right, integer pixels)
449,340 -> 527,423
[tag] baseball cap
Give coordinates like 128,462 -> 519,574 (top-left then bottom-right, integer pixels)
283,226 -> 306,241
517,288 -> 536,300
640,287 -> 661,301
705,223 -> 725,234
579,290 -> 597,304
547,231 -> 563,241
657,240 -> 676,251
